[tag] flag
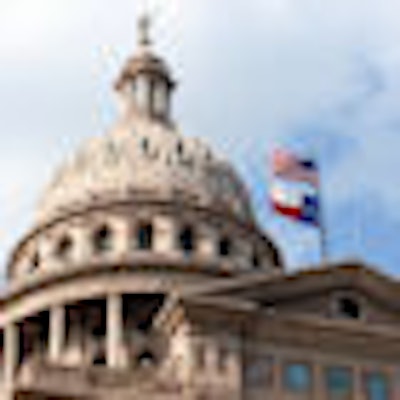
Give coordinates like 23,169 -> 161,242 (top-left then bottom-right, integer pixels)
270,148 -> 320,226
270,182 -> 320,226
272,148 -> 319,187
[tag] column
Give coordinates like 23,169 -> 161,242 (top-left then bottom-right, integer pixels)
272,355 -> 283,400
154,216 -> 175,254
313,361 -> 325,400
107,294 -> 123,368
353,365 -> 363,400
114,220 -> 131,257
4,323 -> 19,393
49,305 -> 65,363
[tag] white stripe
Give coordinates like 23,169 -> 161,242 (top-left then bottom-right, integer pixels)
270,183 -> 303,208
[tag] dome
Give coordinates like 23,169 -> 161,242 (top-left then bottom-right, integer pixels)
36,117 -> 254,226
8,13 -> 283,288
36,15 -> 254,227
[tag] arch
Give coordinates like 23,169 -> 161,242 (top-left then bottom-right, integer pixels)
55,235 -> 73,259
93,225 -> 113,253
137,222 -> 153,250
219,237 -> 232,257
31,252 -> 40,272
179,225 -> 195,255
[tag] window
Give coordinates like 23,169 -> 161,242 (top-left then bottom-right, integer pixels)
56,235 -> 73,259
177,141 -> 183,157
138,223 -> 153,250
141,137 -> 149,154
284,362 -> 312,393
252,251 -> 260,269
93,225 -> 112,253
219,237 -> 231,257
338,297 -> 361,319
179,226 -> 195,254
244,355 -> 274,388
195,342 -> 206,369
217,346 -> 229,372
31,252 -> 40,272
365,372 -> 389,400
326,366 -> 353,398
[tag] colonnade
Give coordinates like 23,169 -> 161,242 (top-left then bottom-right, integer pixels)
3,294 -> 126,390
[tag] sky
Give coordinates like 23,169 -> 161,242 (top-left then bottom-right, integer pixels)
1,0 -> 400,282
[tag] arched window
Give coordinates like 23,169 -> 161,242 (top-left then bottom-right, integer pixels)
177,141 -> 183,157
219,237 -> 231,257
56,235 -> 73,259
252,251 -> 261,269
141,137 -> 149,154
179,226 -> 194,254
138,223 -> 153,250
31,252 -> 40,272
93,225 -> 112,253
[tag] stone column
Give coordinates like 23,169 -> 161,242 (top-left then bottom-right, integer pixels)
71,226 -> 91,264
353,365 -> 363,400
272,355 -> 283,400
4,323 -> 19,394
49,305 -> 65,363
114,220 -> 131,257
313,361 -> 324,400
107,294 -> 123,368
154,216 -> 175,254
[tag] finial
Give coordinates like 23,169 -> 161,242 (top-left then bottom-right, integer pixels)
138,14 -> 151,47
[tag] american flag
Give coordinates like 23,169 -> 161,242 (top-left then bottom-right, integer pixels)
272,148 -> 319,187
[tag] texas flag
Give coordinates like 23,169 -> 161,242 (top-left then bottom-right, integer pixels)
270,148 -> 320,226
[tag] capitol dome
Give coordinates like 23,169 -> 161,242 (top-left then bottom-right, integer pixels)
36,112 -> 253,227
8,15 -> 282,285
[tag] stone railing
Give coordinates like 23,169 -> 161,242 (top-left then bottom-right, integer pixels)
16,361 -> 183,397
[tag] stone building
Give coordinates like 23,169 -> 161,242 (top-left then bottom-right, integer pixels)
0,14 -> 399,400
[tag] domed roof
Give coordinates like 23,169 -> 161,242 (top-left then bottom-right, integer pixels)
36,117 -> 254,226
35,15 -> 255,227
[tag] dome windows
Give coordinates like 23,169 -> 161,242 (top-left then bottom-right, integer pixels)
179,226 -> 195,255
55,235 -> 73,260
31,252 -> 40,272
141,137 -> 149,154
177,141 -> 184,157
219,237 -> 231,257
93,225 -> 113,253
252,252 -> 261,269
138,223 -> 153,250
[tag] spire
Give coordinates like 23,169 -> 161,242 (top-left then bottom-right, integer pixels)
115,11 -> 176,124
138,14 -> 151,47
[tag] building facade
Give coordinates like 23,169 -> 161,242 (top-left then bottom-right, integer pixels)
0,15 -> 399,400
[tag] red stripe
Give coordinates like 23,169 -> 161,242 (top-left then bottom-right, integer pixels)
272,201 -> 302,219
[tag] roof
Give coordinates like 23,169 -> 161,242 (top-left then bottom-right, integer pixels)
180,260 -> 400,310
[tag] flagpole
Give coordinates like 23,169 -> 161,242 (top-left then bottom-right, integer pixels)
316,155 -> 328,267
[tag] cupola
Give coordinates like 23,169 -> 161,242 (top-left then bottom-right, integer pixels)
115,15 -> 176,124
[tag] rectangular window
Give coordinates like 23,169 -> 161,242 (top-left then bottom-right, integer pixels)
244,355 -> 274,388
284,362 -> 312,393
365,372 -> 389,400
326,366 -> 353,399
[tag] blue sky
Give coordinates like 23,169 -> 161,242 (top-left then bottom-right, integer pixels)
1,0 -> 400,281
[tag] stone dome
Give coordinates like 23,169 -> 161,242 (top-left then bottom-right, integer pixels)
8,13 -> 282,288
35,15 -> 255,228
36,117 -> 254,226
